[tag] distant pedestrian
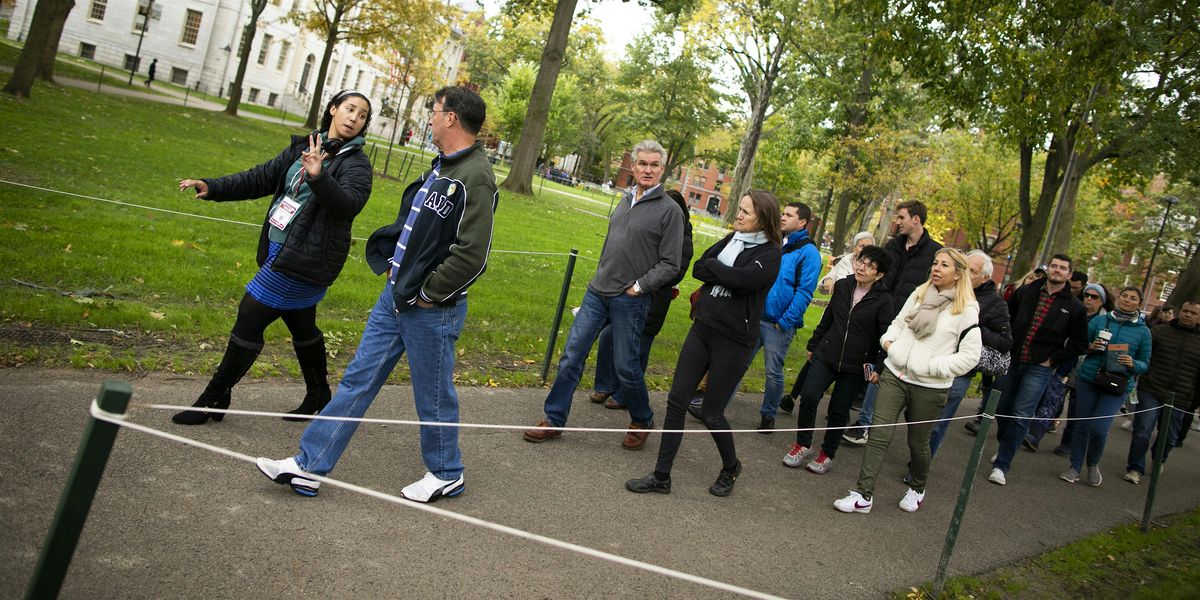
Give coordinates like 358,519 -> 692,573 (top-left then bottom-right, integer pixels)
145,58 -> 157,87
172,89 -> 373,426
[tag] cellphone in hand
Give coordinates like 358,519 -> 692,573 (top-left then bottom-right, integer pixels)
863,363 -> 875,381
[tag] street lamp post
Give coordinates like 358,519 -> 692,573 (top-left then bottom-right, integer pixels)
1141,195 -> 1179,301
127,0 -> 153,86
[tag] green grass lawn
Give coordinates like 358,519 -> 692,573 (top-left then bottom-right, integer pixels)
0,62 -> 827,394
900,506 -> 1200,599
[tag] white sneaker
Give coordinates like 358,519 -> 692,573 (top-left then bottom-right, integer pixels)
401,471 -> 465,503
987,468 -> 1006,486
1121,419 -> 1133,431
256,456 -> 320,496
834,490 -> 873,513
899,488 -> 925,512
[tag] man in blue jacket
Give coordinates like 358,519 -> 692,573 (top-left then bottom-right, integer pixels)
749,202 -> 822,431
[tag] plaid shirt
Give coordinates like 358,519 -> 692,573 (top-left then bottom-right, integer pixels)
1019,286 -> 1057,363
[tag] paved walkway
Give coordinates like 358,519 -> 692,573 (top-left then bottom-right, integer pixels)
2,368 -> 1196,598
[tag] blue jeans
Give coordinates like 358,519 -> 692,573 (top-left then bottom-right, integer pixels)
1069,379 -> 1127,470
593,325 -> 654,405
543,290 -> 652,426
296,282 -> 467,480
1125,387 -> 1182,474
854,381 -> 880,428
993,362 -> 1053,474
756,321 -> 796,418
928,373 -> 975,457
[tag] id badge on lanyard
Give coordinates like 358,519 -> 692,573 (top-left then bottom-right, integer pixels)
270,164 -> 306,231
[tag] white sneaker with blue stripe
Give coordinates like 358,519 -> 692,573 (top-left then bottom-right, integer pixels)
256,456 -> 320,497
401,471 -> 465,503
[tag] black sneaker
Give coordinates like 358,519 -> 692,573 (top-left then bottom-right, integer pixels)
687,402 -> 704,421
757,415 -> 775,434
964,419 -> 980,435
779,395 -> 795,415
1022,437 -> 1038,452
709,462 -> 742,497
842,427 -> 868,446
625,473 -> 671,494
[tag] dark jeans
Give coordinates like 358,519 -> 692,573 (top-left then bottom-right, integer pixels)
1069,379 -> 1126,470
593,324 -> 655,404
654,322 -> 755,476
1125,388 -> 1184,474
993,362 -> 1053,474
795,358 -> 866,459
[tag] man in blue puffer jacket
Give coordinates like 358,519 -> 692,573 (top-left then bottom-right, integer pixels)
749,201 -> 822,431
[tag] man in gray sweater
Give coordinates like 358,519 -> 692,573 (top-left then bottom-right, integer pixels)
524,140 -> 685,450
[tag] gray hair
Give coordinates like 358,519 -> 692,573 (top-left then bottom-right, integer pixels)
631,139 -> 666,162
851,231 -> 875,246
966,249 -> 994,278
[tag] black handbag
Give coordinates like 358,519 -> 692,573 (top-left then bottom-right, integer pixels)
1093,369 -> 1130,393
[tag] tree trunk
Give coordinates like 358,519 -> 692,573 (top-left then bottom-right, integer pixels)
1167,243 -> 1200,309
3,0 -> 75,98
305,21 -> 342,129
1049,163 -> 1086,256
1009,134 -> 1068,276
501,0 -> 578,196
36,2 -> 72,81
830,181 -> 856,256
813,186 -> 834,243
724,88 -> 773,222
224,0 -> 269,117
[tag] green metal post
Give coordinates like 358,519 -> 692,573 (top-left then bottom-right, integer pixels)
1141,392 -> 1175,533
26,381 -> 132,599
932,389 -> 1001,597
541,249 -> 579,383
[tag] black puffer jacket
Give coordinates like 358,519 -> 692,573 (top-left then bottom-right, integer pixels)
1007,279 -> 1088,367
807,276 -> 895,373
881,230 -> 943,314
975,279 -> 1013,353
690,234 -> 781,346
203,134 -> 372,287
1139,319 -> 1200,410
643,211 -> 694,337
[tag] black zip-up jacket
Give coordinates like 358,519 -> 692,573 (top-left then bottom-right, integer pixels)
975,279 -> 1013,353
202,134 -> 372,287
1007,278 -> 1088,367
690,234 -> 781,346
881,229 -> 943,314
1139,319 -> 1200,410
807,276 -> 895,373
365,141 -> 497,312
643,214 -> 694,338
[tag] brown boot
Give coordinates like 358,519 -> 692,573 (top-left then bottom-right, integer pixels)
589,391 -> 612,404
522,419 -> 562,443
622,422 -> 652,450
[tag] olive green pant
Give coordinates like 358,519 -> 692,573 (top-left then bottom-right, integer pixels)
855,369 -> 946,498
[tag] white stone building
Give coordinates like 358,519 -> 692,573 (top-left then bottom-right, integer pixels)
6,0 -> 469,130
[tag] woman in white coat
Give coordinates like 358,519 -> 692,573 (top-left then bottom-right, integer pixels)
835,248 -> 981,514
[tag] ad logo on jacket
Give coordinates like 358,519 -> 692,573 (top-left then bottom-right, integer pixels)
423,178 -> 462,218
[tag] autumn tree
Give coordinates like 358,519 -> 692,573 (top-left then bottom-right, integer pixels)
223,0 -> 269,116
3,0 -> 75,98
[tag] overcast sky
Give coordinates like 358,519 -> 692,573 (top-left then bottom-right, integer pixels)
475,0 -> 657,61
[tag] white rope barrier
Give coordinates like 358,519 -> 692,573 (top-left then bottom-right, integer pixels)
0,179 -> 594,260
89,401 -> 788,600
134,401 -> 1174,434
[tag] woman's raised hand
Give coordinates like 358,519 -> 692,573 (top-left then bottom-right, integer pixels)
179,179 -> 209,199
301,134 -> 328,178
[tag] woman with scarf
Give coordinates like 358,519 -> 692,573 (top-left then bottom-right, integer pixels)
1058,286 -> 1151,486
625,190 -> 782,498
172,90 -> 374,425
835,248 -> 981,514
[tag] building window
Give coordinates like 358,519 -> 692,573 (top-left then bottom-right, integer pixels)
79,43 -> 96,60
133,0 -> 154,33
249,88 -> 260,103
354,70 -> 364,89
326,60 -> 339,86
170,67 -> 188,85
257,34 -> 273,65
123,54 -> 140,71
180,9 -> 202,46
88,0 -> 107,20
340,67 -> 352,89
268,92 -> 279,107
276,41 -> 290,70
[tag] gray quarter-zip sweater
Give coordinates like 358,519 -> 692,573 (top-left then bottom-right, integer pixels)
588,185 -> 685,297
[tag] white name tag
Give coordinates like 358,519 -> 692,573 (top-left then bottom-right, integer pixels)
268,196 -> 301,230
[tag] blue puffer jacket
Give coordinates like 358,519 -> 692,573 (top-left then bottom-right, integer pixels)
1077,312 -> 1152,394
762,229 -> 822,329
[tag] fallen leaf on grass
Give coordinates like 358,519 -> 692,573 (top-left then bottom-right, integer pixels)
486,378 -> 499,387
70,339 -> 84,345
64,244 -> 72,253
149,311 -> 166,320
171,240 -> 185,247
72,297 -> 94,304
199,342 -> 211,350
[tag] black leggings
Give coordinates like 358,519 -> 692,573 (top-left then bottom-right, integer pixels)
655,322 -> 756,476
230,293 -> 321,345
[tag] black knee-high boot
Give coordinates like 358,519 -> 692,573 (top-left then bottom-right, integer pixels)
283,334 -> 331,421
172,336 -> 262,425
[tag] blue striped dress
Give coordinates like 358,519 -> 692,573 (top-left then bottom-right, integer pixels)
245,241 -> 327,309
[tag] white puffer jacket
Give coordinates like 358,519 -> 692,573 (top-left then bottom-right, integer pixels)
881,287 -> 982,389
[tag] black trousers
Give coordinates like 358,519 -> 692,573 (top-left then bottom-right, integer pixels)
655,322 -> 755,476
795,358 -> 867,458
230,293 -> 321,345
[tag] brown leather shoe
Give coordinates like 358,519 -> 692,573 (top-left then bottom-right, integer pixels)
522,419 -> 562,443
622,422 -> 652,450
588,391 -> 612,404
603,397 -> 627,410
